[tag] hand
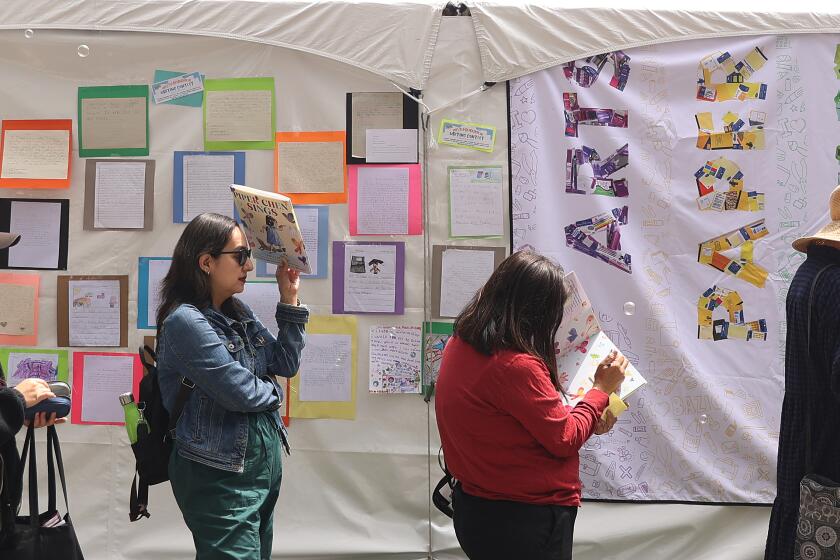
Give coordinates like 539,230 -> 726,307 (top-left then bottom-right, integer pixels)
593,410 -> 617,435
15,378 -> 55,408
592,350 -> 629,395
276,258 -> 300,305
24,412 -> 65,429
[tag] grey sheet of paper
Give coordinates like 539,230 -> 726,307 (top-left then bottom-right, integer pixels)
0,283 -> 36,335
431,245 -> 506,320
83,159 -> 155,230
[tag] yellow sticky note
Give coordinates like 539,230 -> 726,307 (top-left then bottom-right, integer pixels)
603,393 -> 629,419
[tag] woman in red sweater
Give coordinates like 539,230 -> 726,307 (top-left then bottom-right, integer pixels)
435,250 -> 627,560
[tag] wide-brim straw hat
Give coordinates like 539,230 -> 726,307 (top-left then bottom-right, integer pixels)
0,232 -> 20,250
793,185 -> 840,253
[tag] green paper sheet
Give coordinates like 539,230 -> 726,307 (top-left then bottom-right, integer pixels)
0,347 -> 69,386
78,85 -> 149,157
203,77 -> 276,151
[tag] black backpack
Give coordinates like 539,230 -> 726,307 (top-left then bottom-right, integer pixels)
128,345 -> 193,521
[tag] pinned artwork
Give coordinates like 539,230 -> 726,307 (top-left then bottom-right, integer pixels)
564,207 -> 631,273
697,286 -> 767,341
694,158 -> 764,212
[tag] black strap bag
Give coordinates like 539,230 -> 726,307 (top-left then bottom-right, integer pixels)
5,425 -> 84,559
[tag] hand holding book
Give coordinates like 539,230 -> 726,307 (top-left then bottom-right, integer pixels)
592,349 -> 628,395
276,257 -> 300,305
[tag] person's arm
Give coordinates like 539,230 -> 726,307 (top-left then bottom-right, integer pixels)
0,387 -> 25,448
253,302 -> 308,379
162,305 -> 280,413
492,354 -> 609,458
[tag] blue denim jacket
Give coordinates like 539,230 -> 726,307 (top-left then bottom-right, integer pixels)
157,299 -> 308,473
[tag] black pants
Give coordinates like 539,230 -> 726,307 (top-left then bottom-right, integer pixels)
453,485 -> 578,560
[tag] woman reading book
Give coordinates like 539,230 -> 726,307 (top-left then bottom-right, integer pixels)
155,213 -> 308,559
435,250 -> 628,560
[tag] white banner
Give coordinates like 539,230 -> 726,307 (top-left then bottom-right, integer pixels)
511,34 -> 838,503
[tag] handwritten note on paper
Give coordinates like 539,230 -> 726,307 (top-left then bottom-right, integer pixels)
344,244 -> 397,313
449,166 -> 504,238
237,282 -> 279,329
439,249 -> 496,318
205,90 -> 272,142
351,92 -> 404,158
1,130 -> 69,180
80,354 -> 135,423
0,284 -> 36,335
277,141 -> 344,193
369,326 -> 422,394
183,154 -> 235,220
299,334 -> 353,401
145,259 -> 170,328
81,97 -> 147,150
8,200 -> 62,269
94,162 -> 146,229
365,129 -> 418,163
68,279 -> 121,346
356,167 -> 409,234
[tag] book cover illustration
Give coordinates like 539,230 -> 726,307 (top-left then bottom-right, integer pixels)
230,183 -> 311,274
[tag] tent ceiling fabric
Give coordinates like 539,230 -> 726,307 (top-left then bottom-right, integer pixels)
0,0 -> 445,90
469,2 -> 840,83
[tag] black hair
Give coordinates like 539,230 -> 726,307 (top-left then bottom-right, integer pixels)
453,250 -> 567,390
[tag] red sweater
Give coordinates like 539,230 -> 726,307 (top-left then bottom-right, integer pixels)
435,337 -> 609,506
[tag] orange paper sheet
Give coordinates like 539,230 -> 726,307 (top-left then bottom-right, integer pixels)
274,131 -> 347,204
0,119 -> 72,189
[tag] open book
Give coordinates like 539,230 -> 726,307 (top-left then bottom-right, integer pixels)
556,271 -> 646,416
230,184 -> 311,274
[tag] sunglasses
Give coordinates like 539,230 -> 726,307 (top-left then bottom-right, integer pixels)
218,247 -> 252,266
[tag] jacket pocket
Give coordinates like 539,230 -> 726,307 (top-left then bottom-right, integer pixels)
191,395 -> 210,443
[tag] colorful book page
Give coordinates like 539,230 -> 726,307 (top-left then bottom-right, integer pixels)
289,314 -> 357,420
78,85 -> 149,157
348,164 -> 422,235
0,119 -> 72,188
255,205 -> 329,279
70,351 -> 143,425
203,77 -> 276,151
0,272 -> 39,346
275,131 -> 347,204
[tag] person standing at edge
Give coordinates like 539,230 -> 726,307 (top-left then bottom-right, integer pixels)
156,213 -> 308,560
435,250 -> 628,560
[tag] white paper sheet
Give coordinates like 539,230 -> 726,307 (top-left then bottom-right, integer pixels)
277,141 -> 344,193
0,129 -> 69,179
81,97 -> 146,150
182,154 -> 235,220
350,92 -> 403,158
449,166 -> 504,237
439,249 -> 496,318
80,354 -> 135,423
68,279 -> 121,346
205,89 -> 272,142
368,325 -> 421,394
8,200 -> 62,269
146,259 -> 171,328
299,333 -> 352,402
94,161 -> 147,229
356,167 -> 409,234
237,282 -> 279,329
0,284 -> 36,335
365,129 -> 418,163
7,352 -> 60,386
263,206 -> 321,277
344,244 -> 397,313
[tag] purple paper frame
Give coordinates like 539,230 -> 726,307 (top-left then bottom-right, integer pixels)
332,241 -> 405,315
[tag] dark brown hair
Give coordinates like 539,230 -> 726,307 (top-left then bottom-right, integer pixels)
453,250 -> 567,390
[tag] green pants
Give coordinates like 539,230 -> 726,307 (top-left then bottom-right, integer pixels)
170,413 -> 283,560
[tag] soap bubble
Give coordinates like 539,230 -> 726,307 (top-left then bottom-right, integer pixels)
699,414 -> 709,425
77,44 -> 90,58
24,29 -> 34,39
623,301 -> 636,316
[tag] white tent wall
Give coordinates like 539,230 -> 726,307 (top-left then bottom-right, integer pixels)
5,2 -> 840,558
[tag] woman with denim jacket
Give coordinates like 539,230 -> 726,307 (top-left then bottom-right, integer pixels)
155,213 -> 308,560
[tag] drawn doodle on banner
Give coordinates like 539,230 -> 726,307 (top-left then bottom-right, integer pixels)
563,50 -> 631,91
564,92 -> 628,138
697,47 -> 768,102
697,219 -> 769,288
564,206 -> 631,273
566,143 -> 629,197
694,157 -> 764,212
697,285 -> 767,341
695,110 -> 766,150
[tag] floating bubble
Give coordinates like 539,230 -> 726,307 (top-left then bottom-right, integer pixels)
699,414 -> 709,425
623,301 -> 636,316
77,44 -> 90,58
24,29 -> 34,39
